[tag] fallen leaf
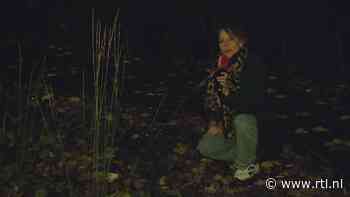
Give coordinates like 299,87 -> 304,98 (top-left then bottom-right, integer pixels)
296,112 -> 311,117
315,100 -> 328,105
213,174 -> 224,181
107,172 -> 120,183
68,96 -> 80,103
266,88 -> 277,94
35,189 -> 47,197
328,97 -> 338,103
268,75 -> 277,80
260,160 -> 281,172
133,179 -> 146,190
276,114 -> 289,119
173,143 -> 189,155
140,113 -> 151,118
285,163 -> 294,168
159,176 -> 169,190
146,92 -> 156,96
205,183 -> 217,194
295,128 -> 309,134
305,88 -> 312,93
158,120 -> 177,126
131,134 -> 140,140
134,90 -> 143,94
275,94 -> 287,99
134,57 -> 141,61
324,138 -> 343,147
41,93 -> 54,101
168,73 -> 177,77
159,176 -> 167,186
344,140 -> 350,147
63,51 -> 72,56
254,179 -> 266,186
56,107 -> 66,113
311,126 -> 329,133
118,191 -> 132,197
47,73 -> 57,77
191,167 -> 200,174
221,176 -> 231,185
335,84 -> 347,89
106,112 -> 113,121
279,170 -> 289,177
340,115 -> 350,121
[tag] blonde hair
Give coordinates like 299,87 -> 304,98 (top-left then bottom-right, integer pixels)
218,26 -> 248,46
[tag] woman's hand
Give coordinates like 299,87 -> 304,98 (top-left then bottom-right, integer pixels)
216,72 -> 227,84
207,127 -> 223,136
207,121 -> 224,136
216,72 -> 230,96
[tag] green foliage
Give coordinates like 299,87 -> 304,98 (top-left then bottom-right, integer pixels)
0,165 -> 16,183
35,188 -> 48,197
39,131 -> 56,146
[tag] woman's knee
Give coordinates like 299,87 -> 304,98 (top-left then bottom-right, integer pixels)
234,114 -> 257,126
197,135 -> 213,156
197,141 -> 209,156
197,134 -> 225,156
234,114 -> 257,131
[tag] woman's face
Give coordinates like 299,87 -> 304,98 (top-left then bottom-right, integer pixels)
218,30 -> 240,56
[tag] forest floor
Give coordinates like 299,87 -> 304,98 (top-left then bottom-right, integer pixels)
1,40 -> 350,197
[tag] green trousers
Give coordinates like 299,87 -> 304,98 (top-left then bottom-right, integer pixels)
196,114 -> 258,169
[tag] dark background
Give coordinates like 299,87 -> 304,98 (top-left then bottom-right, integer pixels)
1,0 -> 349,80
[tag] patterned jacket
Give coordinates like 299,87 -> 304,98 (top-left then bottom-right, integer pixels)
204,47 -> 266,138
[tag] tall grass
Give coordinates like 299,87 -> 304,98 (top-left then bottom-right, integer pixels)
0,38 -> 80,195
14,43 -> 52,173
87,9 -> 124,196
16,41 -> 24,173
0,8 -> 125,196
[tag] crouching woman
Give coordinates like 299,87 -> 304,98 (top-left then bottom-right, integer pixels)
197,25 -> 267,181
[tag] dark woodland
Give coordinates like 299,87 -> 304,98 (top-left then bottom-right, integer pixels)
0,1 -> 350,196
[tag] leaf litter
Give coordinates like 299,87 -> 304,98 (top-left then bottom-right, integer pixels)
1,59 -> 350,197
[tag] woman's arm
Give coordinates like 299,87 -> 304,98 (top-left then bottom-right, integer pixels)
223,55 -> 267,112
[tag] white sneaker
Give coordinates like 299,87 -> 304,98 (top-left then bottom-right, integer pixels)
234,163 -> 260,181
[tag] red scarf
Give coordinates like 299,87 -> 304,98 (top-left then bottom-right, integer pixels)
218,54 -> 232,72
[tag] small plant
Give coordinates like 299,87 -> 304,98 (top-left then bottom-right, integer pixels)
86,8 -> 126,197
